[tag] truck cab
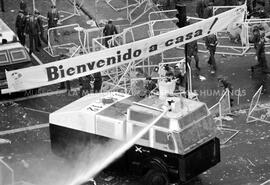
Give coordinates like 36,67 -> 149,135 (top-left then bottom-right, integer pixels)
49,91 -> 220,185
0,18 -> 31,93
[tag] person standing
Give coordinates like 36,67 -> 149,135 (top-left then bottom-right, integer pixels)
203,2 -> 214,19
1,0 -> 4,12
20,0 -> 27,14
93,72 -> 102,93
186,40 -> 200,71
217,76 -> 234,107
196,0 -> 206,18
205,34 -> 218,73
25,14 -> 40,55
79,75 -> 92,97
103,20 -> 118,48
34,10 -> 47,47
15,10 -> 26,45
251,31 -> 269,73
47,5 -> 59,42
145,77 -> 157,96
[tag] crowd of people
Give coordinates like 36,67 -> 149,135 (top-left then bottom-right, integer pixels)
13,0 -> 60,55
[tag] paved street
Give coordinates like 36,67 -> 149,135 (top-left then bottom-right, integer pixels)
0,0 -> 270,185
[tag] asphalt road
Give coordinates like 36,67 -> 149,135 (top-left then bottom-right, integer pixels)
0,0 -> 270,185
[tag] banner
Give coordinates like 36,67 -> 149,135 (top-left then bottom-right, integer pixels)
2,5 -> 246,94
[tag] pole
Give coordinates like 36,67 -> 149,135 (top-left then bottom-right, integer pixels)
175,3 -> 188,98
33,0 -> 35,12
184,42 -> 188,98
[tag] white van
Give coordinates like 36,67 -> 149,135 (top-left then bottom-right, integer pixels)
0,18 -> 31,91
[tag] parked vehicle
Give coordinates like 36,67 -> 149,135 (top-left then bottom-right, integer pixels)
0,18 -> 33,96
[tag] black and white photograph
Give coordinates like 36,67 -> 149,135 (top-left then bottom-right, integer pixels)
0,0 -> 270,185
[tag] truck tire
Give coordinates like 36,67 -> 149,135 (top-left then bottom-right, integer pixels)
143,169 -> 169,185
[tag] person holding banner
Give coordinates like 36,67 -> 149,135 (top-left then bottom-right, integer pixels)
205,34 -> 218,73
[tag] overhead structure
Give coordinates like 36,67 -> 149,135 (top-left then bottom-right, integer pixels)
128,0 -> 154,24
58,0 -> 82,23
105,0 -> 159,24
44,24 -> 86,57
106,0 -> 139,12
91,16 -> 181,94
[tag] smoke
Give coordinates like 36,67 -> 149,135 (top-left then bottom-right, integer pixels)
6,107 -> 167,185
69,108 -> 167,185
11,138 -> 124,185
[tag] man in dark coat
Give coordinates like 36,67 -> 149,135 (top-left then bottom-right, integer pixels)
1,0 -> 4,12
103,20 -> 118,48
186,40 -> 200,70
20,0 -> 27,14
251,31 -> 269,73
15,10 -> 26,45
196,0 -> 206,18
47,5 -> 59,41
25,14 -> 40,55
93,72 -> 102,93
34,10 -> 47,47
79,75 -> 92,97
205,34 -> 218,73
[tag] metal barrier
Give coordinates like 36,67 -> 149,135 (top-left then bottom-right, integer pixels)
44,23 -> 84,57
0,159 -> 14,185
209,90 -> 238,145
84,27 -> 104,52
128,0 -> 153,24
246,86 -> 270,124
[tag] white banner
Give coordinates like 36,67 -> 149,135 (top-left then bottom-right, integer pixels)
2,5 -> 246,94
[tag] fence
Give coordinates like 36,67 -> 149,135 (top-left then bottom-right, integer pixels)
0,159 -> 14,185
44,24 -> 84,57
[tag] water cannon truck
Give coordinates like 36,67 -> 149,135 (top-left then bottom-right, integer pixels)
49,89 -> 220,185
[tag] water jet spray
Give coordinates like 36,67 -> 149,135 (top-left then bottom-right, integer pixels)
68,107 -> 168,185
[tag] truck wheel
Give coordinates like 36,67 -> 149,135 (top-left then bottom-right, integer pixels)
143,169 -> 169,185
